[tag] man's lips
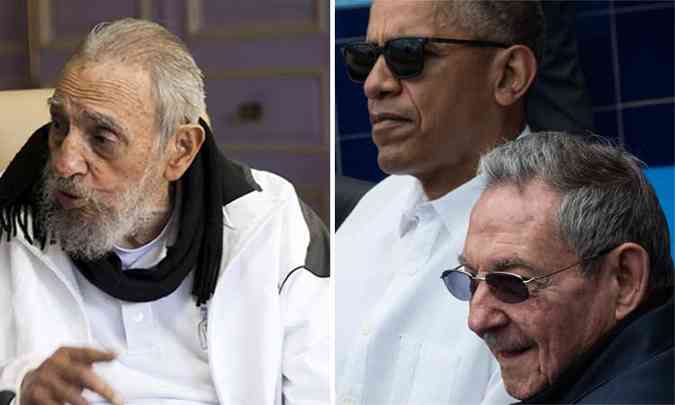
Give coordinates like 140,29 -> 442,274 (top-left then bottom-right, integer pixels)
369,113 -> 414,144
55,190 -> 87,209
495,345 -> 534,361
369,112 -> 412,126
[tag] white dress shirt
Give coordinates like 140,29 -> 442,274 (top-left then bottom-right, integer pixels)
336,128 -> 530,405
73,207 -> 219,404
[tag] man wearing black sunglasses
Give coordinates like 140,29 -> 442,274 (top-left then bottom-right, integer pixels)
452,133 -> 673,404
336,1 -> 544,404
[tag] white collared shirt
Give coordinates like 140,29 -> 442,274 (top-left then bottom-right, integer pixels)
73,206 -> 218,404
336,128 -> 530,405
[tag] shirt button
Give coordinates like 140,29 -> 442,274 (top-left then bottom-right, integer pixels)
360,323 -> 371,336
134,312 -> 145,323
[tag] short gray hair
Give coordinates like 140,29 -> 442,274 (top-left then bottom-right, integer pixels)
436,1 -> 545,62
478,132 -> 674,294
63,18 -> 206,143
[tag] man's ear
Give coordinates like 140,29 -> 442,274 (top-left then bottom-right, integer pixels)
163,123 -> 205,182
492,45 -> 537,107
605,242 -> 650,321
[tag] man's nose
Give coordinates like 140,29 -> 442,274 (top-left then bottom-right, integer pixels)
468,282 -> 509,338
51,128 -> 88,178
364,55 -> 402,100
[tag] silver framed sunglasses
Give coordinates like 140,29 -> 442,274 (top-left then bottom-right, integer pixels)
440,247 -> 616,304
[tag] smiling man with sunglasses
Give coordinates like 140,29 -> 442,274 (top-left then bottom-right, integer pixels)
336,1 -> 544,404
449,133 -> 674,404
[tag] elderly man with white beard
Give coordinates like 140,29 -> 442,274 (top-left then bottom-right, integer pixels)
0,18 -> 329,405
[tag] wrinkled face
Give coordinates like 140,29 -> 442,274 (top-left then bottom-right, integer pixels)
464,182 -> 617,399
365,0 -> 497,180
41,61 -> 169,259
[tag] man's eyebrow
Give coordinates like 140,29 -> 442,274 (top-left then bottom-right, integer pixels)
82,110 -> 127,137
491,257 -> 538,274
457,254 -> 468,265
457,254 -> 539,274
47,97 -> 65,113
457,254 -> 477,271
47,97 -> 126,134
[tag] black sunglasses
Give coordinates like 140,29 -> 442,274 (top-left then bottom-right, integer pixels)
440,247 -> 616,304
341,36 -> 510,83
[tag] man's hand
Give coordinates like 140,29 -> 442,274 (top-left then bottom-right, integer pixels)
20,347 -> 122,405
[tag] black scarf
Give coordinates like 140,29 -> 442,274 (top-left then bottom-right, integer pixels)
0,118 -> 260,306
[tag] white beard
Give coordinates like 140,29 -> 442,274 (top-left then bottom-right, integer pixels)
38,163 -> 165,260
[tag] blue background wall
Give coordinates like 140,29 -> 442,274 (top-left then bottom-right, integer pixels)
335,1 -> 674,252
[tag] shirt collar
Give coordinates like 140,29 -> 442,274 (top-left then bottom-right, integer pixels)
520,124 -> 532,139
398,179 -> 428,237
430,174 -> 486,233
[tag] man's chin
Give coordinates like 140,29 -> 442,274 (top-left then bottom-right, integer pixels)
376,150 -> 417,176
502,368 -> 548,400
57,229 -> 114,261
44,212 -> 115,260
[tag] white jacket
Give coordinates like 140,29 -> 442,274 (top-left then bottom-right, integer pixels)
0,169 -> 330,405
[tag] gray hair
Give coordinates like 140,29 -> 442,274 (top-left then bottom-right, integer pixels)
63,18 -> 206,144
435,1 -> 545,62
478,132 -> 674,294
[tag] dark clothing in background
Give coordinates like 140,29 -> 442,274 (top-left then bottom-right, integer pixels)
519,295 -> 674,404
527,1 -> 595,134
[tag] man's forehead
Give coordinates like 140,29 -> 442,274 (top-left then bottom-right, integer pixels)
471,183 -> 560,231
53,62 -> 154,125
367,0 -> 462,40
57,63 -> 152,109
464,183 -> 566,267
